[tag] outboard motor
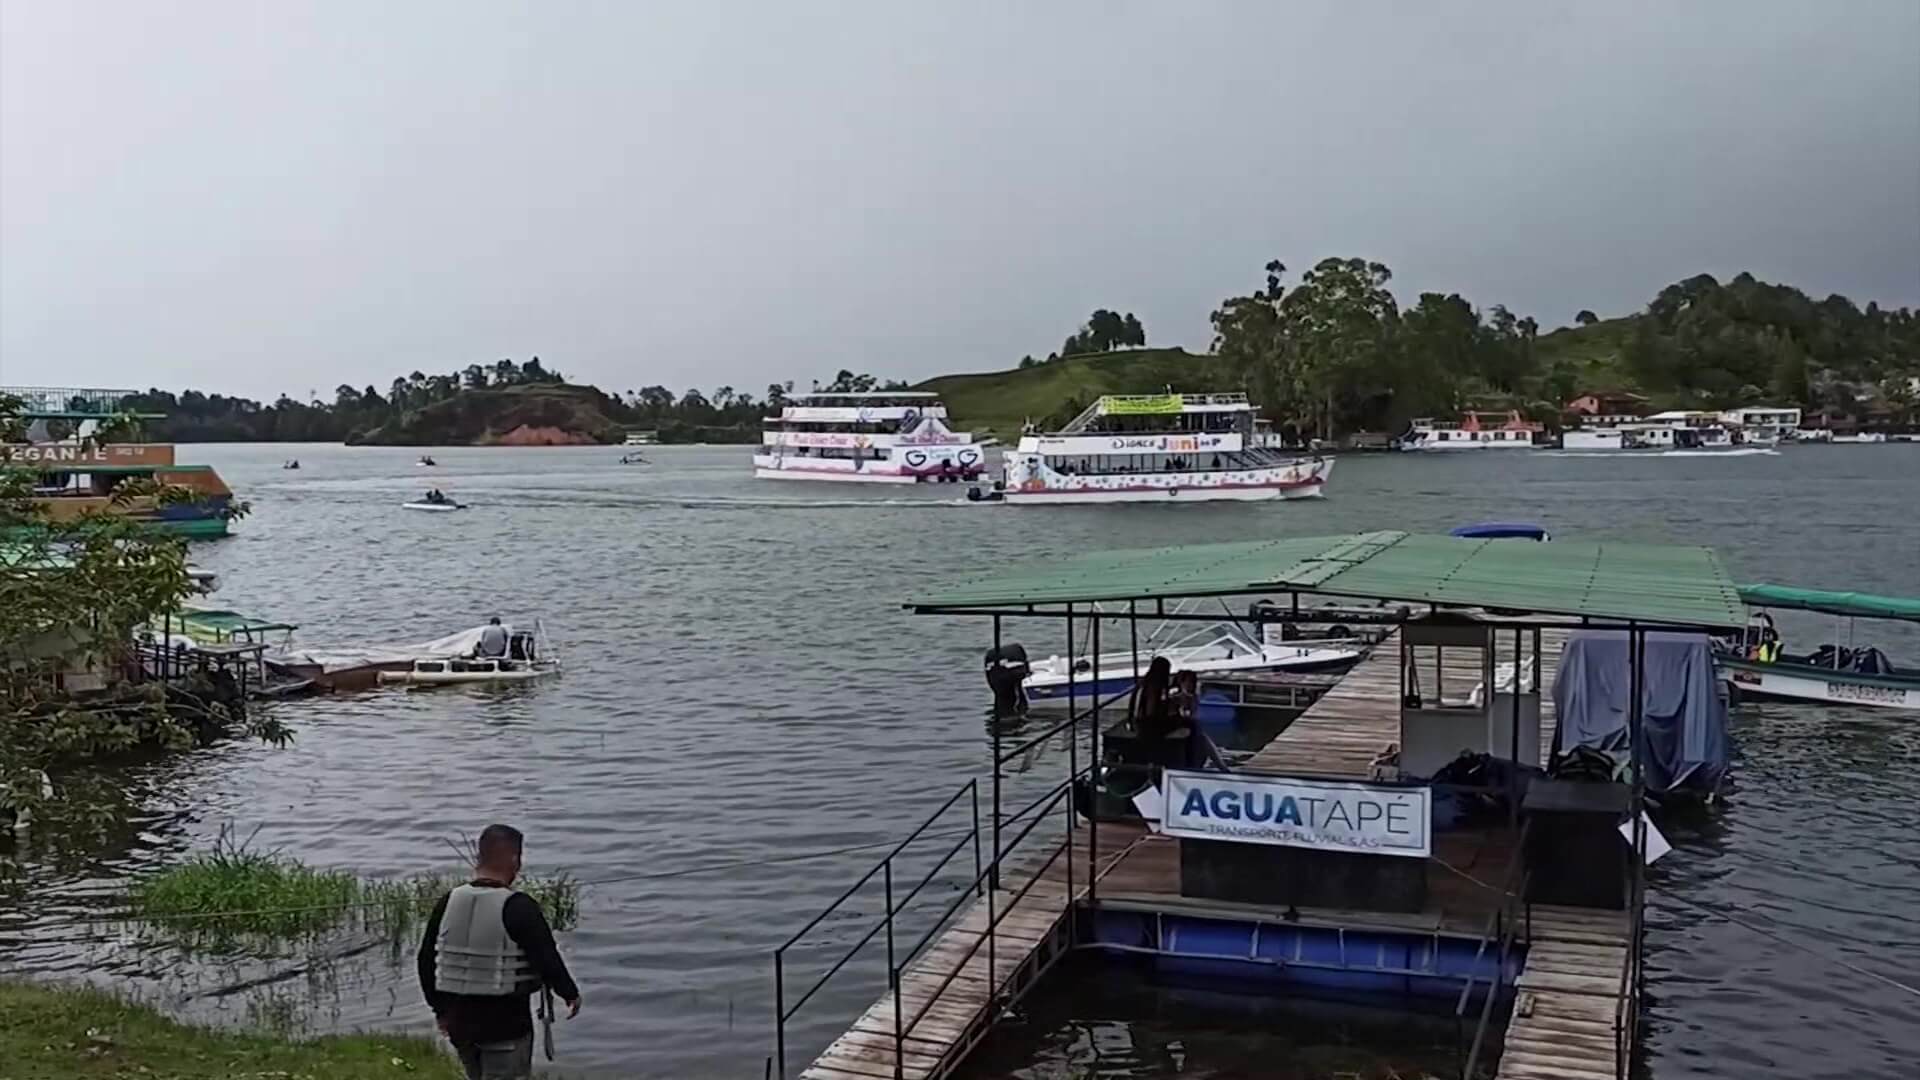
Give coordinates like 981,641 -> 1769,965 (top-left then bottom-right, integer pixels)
984,643 -> 1030,717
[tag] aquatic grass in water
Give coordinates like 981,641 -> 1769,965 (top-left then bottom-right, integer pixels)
127,830 -> 581,951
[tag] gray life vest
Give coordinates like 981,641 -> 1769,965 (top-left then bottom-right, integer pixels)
435,884 -> 539,996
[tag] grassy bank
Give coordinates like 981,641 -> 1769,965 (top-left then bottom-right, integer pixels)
0,982 -> 461,1079
917,347 -> 1233,437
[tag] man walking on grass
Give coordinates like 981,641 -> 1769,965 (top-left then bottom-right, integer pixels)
418,823 -> 580,1080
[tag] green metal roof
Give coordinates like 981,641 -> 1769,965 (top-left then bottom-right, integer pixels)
1738,583 -> 1920,623
909,530 -> 1746,628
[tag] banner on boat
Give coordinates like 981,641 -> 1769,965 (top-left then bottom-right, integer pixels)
2,442 -> 176,467
1103,395 -> 1185,416
1160,771 -> 1431,858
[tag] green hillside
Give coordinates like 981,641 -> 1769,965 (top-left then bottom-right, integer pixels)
917,348 -> 1233,438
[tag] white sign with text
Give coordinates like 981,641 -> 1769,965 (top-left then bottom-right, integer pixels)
1160,771 -> 1431,858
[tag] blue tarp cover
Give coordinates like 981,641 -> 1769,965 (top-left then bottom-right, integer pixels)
1551,630 -> 1729,793
1450,522 -> 1550,540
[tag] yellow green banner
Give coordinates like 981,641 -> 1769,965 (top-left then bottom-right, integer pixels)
1104,395 -> 1184,416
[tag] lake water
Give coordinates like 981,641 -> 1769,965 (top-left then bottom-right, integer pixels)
5,443 -> 1918,1079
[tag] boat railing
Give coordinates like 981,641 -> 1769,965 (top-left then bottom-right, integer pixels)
1455,819 -> 1531,1080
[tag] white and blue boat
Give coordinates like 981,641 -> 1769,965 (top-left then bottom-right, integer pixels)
1023,621 -> 1362,702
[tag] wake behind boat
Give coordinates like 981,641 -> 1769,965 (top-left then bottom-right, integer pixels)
996,392 -> 1331,504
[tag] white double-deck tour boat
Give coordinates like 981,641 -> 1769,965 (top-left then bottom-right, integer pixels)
995,393 -> 1331,504
753,392 -> 990,483
1562,412 -> 1739,452
1398,411 -> 1543,451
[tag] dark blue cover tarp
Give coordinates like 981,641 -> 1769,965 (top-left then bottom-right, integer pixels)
1551,630 -> 1729,793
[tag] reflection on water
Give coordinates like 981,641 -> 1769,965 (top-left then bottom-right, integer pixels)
3,444 -> 1919,1078
957,953 -> 1478,1079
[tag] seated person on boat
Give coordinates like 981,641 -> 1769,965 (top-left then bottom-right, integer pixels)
476,617 -> 509,659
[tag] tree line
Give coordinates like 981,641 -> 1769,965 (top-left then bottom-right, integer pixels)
1206,258 -> 1918,439
1020,308 -> 1149,368
110,362 -> 913,444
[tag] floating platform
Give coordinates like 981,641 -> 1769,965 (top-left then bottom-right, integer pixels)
795,626 -> 1634,1080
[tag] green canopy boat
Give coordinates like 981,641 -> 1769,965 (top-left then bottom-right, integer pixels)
1723,584 -> 1920,711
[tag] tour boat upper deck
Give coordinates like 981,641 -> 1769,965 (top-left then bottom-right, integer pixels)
2,386 -> 236,538
1000,392 -> 1331,504
753,392 -> 990,483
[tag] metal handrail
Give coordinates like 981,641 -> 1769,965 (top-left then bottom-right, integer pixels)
1456,819 -> 1532,1080
897,781 -> 1080,1040
994,683 -> 1132,766
772,778 -> 980,1078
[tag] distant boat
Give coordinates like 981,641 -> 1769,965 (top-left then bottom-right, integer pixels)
417,455 -> 437,467
403,491 -> 463,511
620,452 -> 650,465
282,460 -> 300,470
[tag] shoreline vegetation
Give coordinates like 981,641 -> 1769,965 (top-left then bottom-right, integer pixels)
124,832 -> 582,952
84,266 -> 1920,448
0,981 -> 463,1080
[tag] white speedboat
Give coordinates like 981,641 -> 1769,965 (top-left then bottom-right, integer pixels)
403,494 -> 464,511
998,392 -> 1331,504
1023,622 -> 1362,701
378,656 -> 559,685
378,623 -> 559,686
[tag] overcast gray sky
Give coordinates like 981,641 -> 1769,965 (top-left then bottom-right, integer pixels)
3,1 -> 1917,400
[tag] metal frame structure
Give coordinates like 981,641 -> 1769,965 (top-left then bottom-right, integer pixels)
775,532 -> 1742,1080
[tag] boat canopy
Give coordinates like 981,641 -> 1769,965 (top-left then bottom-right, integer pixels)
908,530 -> 1745,629
1449,522 -> 1550,540
175,608 -> 298,637
1737,583 -> 1920,623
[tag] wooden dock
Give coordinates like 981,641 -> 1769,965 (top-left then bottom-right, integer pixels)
1498,904 -> 1633,1080
802,622 -> 1634,1080
799,826 -> 1143,1080
1244,627 -> 1570,776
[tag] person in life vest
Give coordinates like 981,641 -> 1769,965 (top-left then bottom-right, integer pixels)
1749,627 -> 1782,663
418,824 -> 580,1080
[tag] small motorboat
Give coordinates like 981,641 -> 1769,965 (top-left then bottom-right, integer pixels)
1021,622 -> 1363,702
282,460 -> 300,470
966,483 -> 1005,503
403,490 -> 464,511
620,452 -> 650,465
378,626 -> 559,686
417,455 -> 438,467
378,656 -> 557,685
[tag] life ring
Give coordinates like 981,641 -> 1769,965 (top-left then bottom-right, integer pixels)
1167,487 -> 1180,497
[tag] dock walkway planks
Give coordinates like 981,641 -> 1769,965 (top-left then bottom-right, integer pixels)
1244,627 -> 1570,778
1497,904 -> 1633,1080
799,825 -> 1142,1080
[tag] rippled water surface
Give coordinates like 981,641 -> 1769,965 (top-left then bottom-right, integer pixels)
5,443 -> 1918,1078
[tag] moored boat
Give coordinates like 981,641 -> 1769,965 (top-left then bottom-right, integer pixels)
1719,584 -> 1920,711
999,392 -> 1331,504
1022,621 -> 1363,702
1398,411 -> 1543,451
377,623 -> 558,686
754,392 -> 990,483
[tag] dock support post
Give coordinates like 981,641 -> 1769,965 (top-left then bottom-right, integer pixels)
1088,612 -> 1100,909
773,951 -> 785,1079
970,778 -> 983,898
991,615 -> 1003,893
885,860 -> 903,1080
